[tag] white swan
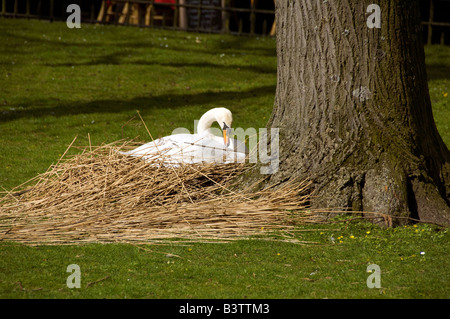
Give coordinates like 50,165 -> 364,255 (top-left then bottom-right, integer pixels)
120,108 -> 247,165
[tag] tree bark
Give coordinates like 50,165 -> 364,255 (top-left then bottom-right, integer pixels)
262,0 -> 450,226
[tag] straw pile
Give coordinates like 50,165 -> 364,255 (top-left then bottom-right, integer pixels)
0,138 -> 320,245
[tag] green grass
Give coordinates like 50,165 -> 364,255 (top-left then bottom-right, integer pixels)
1,222 -> 448,298
0,19 -> 449,299
0,19 -> 276,190
425,45 -> 450,143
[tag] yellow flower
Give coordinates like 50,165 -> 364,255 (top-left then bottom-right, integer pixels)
350,235 -> 355,239
366,231 -> 371,235
188,248 -> 192,252
443,92 -> 448,97
277,253 -> 281,256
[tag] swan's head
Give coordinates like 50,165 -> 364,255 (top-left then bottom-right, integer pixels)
213,107 -> 233,147
198,107 -> 233,147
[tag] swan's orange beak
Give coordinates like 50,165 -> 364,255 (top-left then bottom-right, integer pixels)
223,129 -> 229,147
222,123 -> 230,147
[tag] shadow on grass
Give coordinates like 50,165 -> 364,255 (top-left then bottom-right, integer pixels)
45,57 -> 276,74
426,63 -> 450,81
0,84 -> 276,122
2,27 -> 277,57
424,45 -> 450,81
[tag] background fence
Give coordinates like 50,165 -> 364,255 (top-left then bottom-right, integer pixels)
421,0 -> 450,45
0,0 -> 276,36
1,0 -> 449,43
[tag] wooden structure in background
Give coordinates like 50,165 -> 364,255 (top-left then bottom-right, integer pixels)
95,0 -> 275,35
422,0 -> 450,45
0,0 -> 448,42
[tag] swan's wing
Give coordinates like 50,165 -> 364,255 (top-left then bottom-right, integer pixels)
121,133 -> 246,164
122,134 -> 193,156
122,134 -> 206,163
122,139 -> 164,156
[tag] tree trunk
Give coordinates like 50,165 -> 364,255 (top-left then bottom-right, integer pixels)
263,0 -> 450,226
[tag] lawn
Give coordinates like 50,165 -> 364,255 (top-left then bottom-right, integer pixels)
0,18 -> 449,299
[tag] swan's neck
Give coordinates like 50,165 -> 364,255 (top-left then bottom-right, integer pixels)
197,110 -> 217,135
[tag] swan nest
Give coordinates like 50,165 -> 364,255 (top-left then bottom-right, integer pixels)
0,139 -> 324,245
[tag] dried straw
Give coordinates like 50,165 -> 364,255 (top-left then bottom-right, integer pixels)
0,138 -> 321,245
